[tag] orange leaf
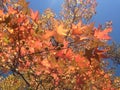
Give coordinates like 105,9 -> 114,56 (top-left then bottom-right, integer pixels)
25,60 -> 31,67
35,71 -> 41,76
0,10 -> 3,15
30,9 -> 39,21
29,47 -> 34,53
72,22 -> 94,35
34,41 -> 42,49
8,6 -> 17,14
75,55 -> 85,63
41,59 -> 51,68
65,49 -> 73,60
72,21 -> 83,35
21,47 -> 26,55
94,27 -> 112,40
42,30 -> 55,40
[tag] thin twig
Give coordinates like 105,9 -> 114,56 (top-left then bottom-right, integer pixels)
19,47 -> 67,59
11,68 -> 30,87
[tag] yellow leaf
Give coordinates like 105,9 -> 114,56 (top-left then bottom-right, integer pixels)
8,29 -> 13,34
56,23 -> 69,36
42,30 -> 55,40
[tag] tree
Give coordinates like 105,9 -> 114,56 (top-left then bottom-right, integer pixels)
0,0 -> 119,90
107,42 -> 120,64
61,0 -> 97,27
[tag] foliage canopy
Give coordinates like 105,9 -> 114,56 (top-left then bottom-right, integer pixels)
0,0 -> 120,90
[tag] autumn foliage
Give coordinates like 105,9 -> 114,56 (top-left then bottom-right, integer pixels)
0,0 -> 119,90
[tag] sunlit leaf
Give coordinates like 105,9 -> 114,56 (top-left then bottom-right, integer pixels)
56,23 -> 69,36
30,9 -> 39,21
94,27 -> 112,40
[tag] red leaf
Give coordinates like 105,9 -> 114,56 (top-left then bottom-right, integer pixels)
55,50 -> 64,58
17,17 -> 25,23
75,55 -> 85,63
65,49 -> 73,60
75,55 -> 89,67
55,48 -> 73,60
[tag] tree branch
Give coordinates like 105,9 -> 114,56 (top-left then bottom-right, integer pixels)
11,68 -> 30,87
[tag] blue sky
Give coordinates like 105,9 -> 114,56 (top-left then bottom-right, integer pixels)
26,0 -> 63,14
94,0 -> 120,43
26,0 -> 120,76
94,0 -> 120,76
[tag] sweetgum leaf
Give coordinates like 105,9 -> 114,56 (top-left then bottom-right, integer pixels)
94,27 -> 112,40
